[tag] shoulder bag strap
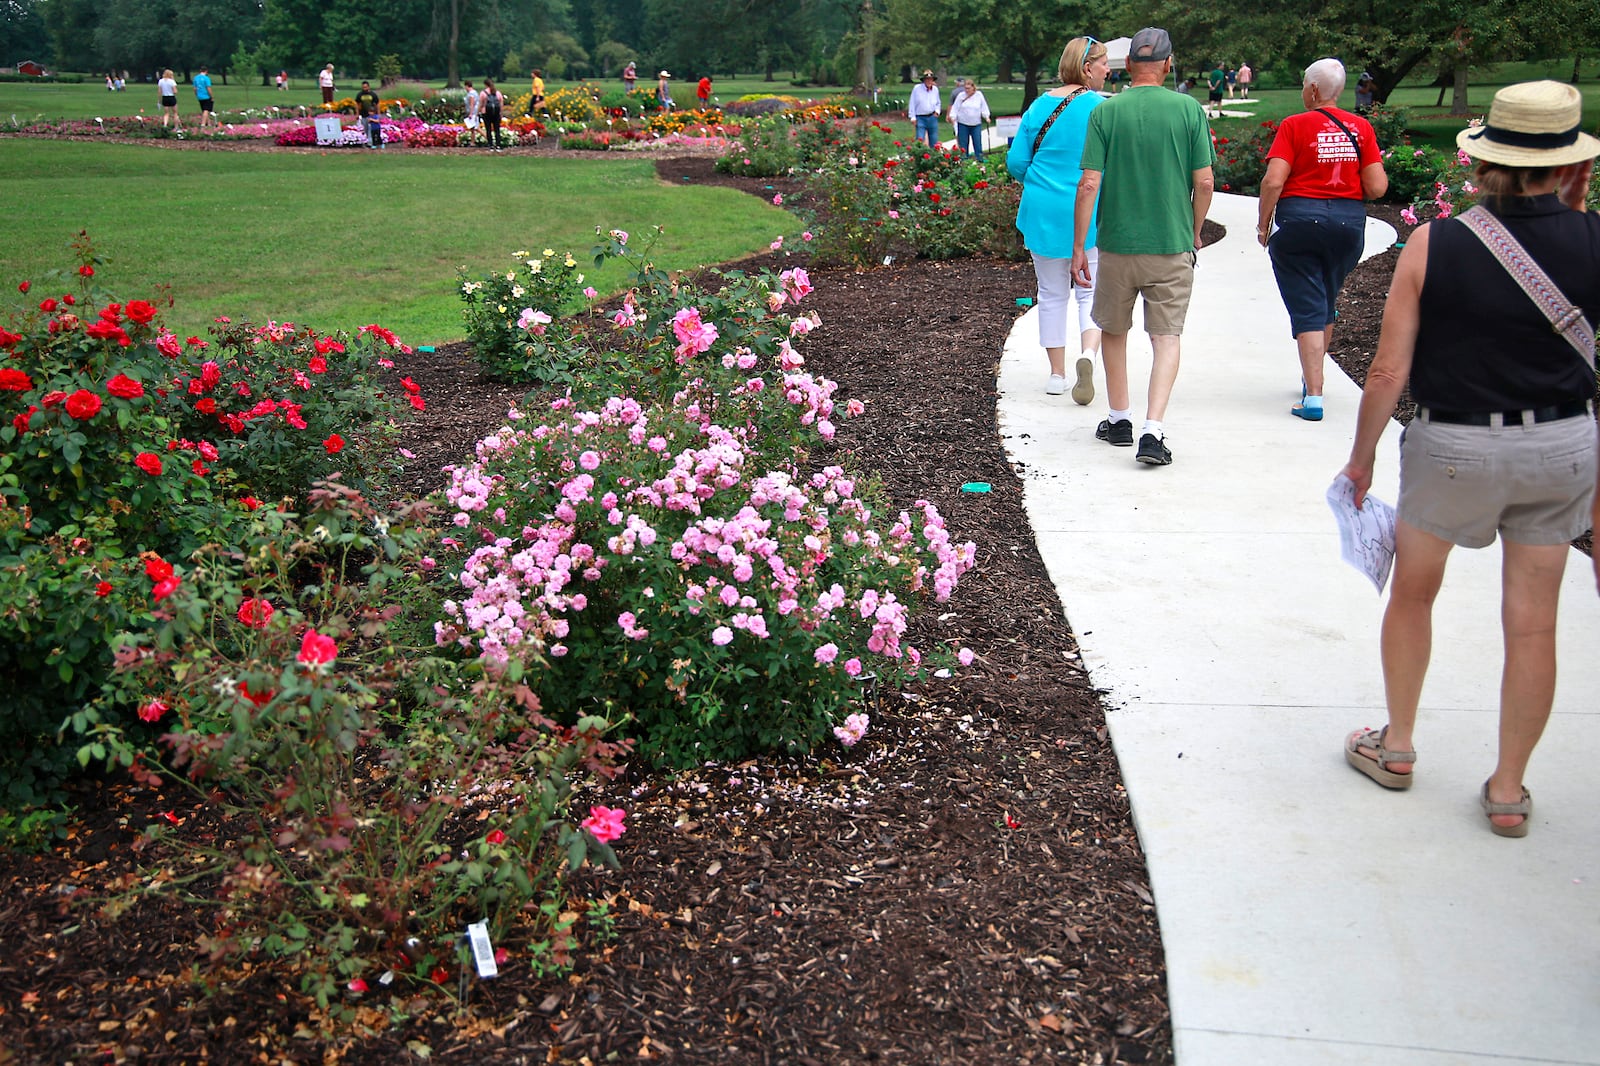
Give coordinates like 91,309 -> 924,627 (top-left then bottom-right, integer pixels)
1314,108 -> 1362,156
1031,87 -> 1087,156
1457,205 -> 1596,371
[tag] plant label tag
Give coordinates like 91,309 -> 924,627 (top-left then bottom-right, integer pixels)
466,921 -> 498,978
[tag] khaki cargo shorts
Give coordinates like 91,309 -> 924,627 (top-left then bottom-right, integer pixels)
1091,250 -> 1197,335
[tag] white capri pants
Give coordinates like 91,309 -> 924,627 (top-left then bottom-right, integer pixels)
1032,248 -> 1097,349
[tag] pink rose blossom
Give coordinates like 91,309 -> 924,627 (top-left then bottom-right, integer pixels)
582,805 -> 627,843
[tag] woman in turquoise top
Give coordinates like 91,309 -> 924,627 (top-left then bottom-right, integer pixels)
1008,37 -> 1109,402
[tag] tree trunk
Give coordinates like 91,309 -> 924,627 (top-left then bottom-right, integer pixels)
1021,59 -> 1039,110
996,51 -> 1013,84
1573,54 -> 1582,84
855,0 -> 875,94
1449,63 -> 1469,115
446,0 -> 462,88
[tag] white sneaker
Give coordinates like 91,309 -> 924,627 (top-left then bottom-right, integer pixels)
1046,374 -> 1067,396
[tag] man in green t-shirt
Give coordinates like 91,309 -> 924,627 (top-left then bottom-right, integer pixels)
1071,27 -> 1215,466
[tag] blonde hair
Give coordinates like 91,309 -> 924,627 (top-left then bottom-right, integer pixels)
1472,161 -> 1554,202
1059,37 -> 1108,86
162,69 -> 173,80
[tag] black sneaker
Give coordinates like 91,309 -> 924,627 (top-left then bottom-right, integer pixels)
1095,418 -> 1134,447
1136,433 -> 1172,465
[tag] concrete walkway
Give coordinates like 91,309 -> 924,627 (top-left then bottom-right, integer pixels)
996,191 -> 1600,1064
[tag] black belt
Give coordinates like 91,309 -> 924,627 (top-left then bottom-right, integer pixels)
1418,399 -> 1592,426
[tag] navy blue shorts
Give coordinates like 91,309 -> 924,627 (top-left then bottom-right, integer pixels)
1267,197 -> 1366,336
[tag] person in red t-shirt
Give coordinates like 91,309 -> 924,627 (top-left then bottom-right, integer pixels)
1256,57 -> 1388,420
697,75 -> 712,109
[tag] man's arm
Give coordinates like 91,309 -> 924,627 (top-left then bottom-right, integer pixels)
1190,166 -> 1215,249
1071,169 -> 1102,286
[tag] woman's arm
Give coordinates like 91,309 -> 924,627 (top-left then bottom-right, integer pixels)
1257,157 -> 1289,246
1343,224 -> 1430,507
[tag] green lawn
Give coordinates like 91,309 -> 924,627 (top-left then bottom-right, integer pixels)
0,142 -> 792,346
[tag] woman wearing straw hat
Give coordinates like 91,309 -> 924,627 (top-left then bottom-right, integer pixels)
1341,81 -> 1600,837
657,70 -> 673,110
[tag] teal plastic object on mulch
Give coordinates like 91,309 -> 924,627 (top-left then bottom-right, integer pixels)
1015,297 -> 1033,307
960,482 -> 991,493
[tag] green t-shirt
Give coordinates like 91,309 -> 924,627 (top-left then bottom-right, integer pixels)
1209,68 -> 1224,93
1079,86 -> 1216,255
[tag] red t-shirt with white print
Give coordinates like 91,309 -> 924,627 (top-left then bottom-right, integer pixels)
1265,107 -> 1381,200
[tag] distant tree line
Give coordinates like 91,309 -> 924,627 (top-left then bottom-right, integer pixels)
6,0 -> 1596,113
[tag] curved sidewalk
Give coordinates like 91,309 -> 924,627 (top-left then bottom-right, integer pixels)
997,191 -> 1600,1064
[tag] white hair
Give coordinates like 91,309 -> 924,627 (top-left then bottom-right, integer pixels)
1304,58 -> 1346,99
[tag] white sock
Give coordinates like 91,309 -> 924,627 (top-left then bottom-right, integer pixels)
1107,407 -> 1132,424
1142,419 -> 1165,440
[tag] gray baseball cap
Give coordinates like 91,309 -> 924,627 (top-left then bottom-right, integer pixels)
1129,27 -> 1173,62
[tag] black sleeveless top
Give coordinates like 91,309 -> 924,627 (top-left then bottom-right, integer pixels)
1412,193 -> 1600,411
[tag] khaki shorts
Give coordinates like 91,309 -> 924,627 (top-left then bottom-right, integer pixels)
1398,413 -> 1597,548
1092,251 -> 1197,335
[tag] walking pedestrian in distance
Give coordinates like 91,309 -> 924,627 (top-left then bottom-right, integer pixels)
1009,37 -> 1110,403
947,78 -> 992,160
158,68 -> 179,128
1257,58 -> 1388,420
194,65 -> 216,129
657,70 -> 673,110
320,63 -> 335,108
481,78 -> 504,150
909,69 -> 941,149
1072,27 -> 1215,466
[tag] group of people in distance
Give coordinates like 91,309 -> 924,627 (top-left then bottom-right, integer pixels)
907,69 -> 994,158
155,66 -> 216,129
646,68 -> 717,110
1009,27 -> 1600,839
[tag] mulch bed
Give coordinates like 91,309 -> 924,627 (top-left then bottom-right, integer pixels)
2,153 -> 1405,1065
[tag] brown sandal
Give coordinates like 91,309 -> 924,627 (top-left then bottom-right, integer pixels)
1480,780 -> 1532,838
1344,726 -> 1415,790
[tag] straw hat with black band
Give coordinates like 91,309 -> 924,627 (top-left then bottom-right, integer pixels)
1456,80 -> 1600,167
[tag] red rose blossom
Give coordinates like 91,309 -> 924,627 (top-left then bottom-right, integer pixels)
0,367 -> 32,391
323,433 -> 345,454
485,829 -> 507,845
134,452 -> 163,476
106,373 -> 144,399
236,597 -> 275,628
137,698 -> 169,723
17,281 -> 29,294
78,264 -> 94,278
64,389 -> 103,420
144,556 -> 174,582
297,629 -> 338,666
239,496 -> 262,511
13,405 -> 38,433
95,581 -> 113,597
39,298 -> 57,312
125,300 -> 157,324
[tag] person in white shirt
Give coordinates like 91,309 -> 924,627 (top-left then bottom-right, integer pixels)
158,68 -> 179,128
319,64 -> 335,108
947,78 -> 992,159
908,69 -> 941,148
463,80 -> 480,131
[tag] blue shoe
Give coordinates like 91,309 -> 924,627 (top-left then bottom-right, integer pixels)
1291,402 -> 1324,421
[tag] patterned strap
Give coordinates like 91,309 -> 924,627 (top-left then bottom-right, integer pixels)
1031,87 -> 1087,156
1457,205 -> 1595,372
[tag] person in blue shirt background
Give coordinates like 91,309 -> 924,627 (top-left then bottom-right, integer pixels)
193,66 -> 215,129
1007,37 -> 1109,403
